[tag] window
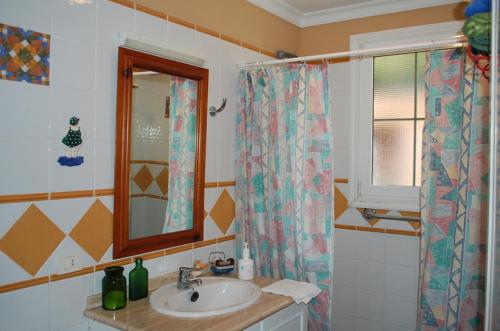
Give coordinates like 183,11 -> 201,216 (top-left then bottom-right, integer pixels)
349,22 -> 463,211
372,52 -> 425,187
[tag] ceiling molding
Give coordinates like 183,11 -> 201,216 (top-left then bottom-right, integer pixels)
247,0 -> 303,26
248,0 -> 464,27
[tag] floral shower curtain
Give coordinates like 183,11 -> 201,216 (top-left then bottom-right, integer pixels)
163,77 -> 197,233
418,48 -> 489,330
236,64 -> 334,331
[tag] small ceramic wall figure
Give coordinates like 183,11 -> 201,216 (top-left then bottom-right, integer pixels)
57,116 -> 84,166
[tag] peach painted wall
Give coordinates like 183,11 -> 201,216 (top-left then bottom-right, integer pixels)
134,0 -> 301,55
299,2 -> 467,56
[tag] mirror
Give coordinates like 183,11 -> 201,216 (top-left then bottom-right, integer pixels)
113,47 -> 208,258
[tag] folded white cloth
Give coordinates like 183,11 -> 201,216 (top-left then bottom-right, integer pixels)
262,279 -> 322,304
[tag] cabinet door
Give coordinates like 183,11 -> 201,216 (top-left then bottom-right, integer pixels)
261,303 -> 308,331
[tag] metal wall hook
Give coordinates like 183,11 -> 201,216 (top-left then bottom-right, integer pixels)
209,98 -> 227,116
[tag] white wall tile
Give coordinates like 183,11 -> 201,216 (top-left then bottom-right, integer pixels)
354,318 -> 385,331
0,283 -> 50,330
333,148 -> 350,179
204,144 -> 218,182
0,251 -> 31,285
135,10 -> 167,42
38,236 -> 95,278
165,250 -> 192,273
95,92 -> 116,141
217,240 -> 236,260
383,325 -> 412,331
332,312 -> 355,331
96,0 -> 134,47
356,231 -> 386,262
49,137 -> 94,192
51,0 -> 96,44
95,46 -> 119,97
334,229 -> 357,258
50,88 -> 95,141
354,289 -> 384,322
333,256 -> 358,288
37,197 -> 93,233
0,80 -> 50,139
166,22 -> 196,56
217,146 -> 235,182
0,138 -> 49,195
192,244 -> 216,264
332,284 -> 355,316
94,140 -> 115,189
384,264 -> 418,298
0,202 -> 30,237
51,37 -> 95,92
356,260 -> 385,292
0,0 -> 51,33
204,217 -> 223,240
141,255 -> 166,279
383,294 -> 417,329
49,273 -> 93,331
385,234 -> 419,267
88,319 -> 119,331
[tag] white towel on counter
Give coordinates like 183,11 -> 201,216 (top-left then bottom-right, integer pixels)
262,279 -> 321,304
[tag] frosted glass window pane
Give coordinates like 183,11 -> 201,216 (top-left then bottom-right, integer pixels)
416,52 -> 426,118
374,53 -> 415,119
415,120 -> 424,185
373,121 -> 414,186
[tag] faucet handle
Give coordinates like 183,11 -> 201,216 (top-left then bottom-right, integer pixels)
178,267 -> 193,282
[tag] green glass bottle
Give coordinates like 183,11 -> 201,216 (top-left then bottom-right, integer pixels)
102,266 -> 127,310
129,257 -> 148,300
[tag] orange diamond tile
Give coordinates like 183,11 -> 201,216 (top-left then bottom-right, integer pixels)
69,199 -> 113,262
400,211 -> 421,230
334,186 -> 348,220
155,167 -> 169,195
209,189 -> 235,234
0,204 -> 64,276
134,165 -> 154,192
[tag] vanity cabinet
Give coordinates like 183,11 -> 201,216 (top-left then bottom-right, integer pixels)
87,303 -> 308,331
245,303 -> 308,331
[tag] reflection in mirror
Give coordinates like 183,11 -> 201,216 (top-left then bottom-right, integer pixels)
114,47 -> 207,258
129,70 -> 198,239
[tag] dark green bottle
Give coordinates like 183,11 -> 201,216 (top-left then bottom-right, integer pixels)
102,266 -> 127,310
129,257 -> 148,300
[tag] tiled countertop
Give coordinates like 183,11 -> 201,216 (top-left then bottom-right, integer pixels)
84,274 -> 294,331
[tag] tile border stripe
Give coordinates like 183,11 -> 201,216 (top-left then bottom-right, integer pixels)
0,193 -> 49,204
0,276 -> 50,293
334,224 -> 420,237
131,193 -> 168,200
130,160 -> 169,166
0,179 -> 349,203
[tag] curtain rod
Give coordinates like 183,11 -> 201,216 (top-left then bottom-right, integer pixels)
240,36 -> 466,68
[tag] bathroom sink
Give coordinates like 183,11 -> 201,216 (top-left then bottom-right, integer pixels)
149,277 -> 262,318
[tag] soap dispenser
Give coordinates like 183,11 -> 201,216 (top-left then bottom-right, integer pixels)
238,242 -> 254,280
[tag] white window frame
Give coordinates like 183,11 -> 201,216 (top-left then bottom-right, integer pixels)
349,21 -> 463,212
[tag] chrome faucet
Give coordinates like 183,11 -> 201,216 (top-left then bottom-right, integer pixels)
177,267 -> 203,289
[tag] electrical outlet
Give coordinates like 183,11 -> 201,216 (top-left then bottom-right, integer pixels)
56,253 -> 82,273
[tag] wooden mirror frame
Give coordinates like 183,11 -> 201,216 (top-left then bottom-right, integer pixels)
113,47 -> 208,258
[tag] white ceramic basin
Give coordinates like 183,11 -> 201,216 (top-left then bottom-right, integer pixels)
149,277 -> 262,318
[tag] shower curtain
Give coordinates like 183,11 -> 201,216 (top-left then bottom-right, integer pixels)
418,48 -> 489,330
235,64 -> 334,331
163,77 -> 197,233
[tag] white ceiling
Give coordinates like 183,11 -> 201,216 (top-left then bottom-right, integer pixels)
247,0 -> 463,27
